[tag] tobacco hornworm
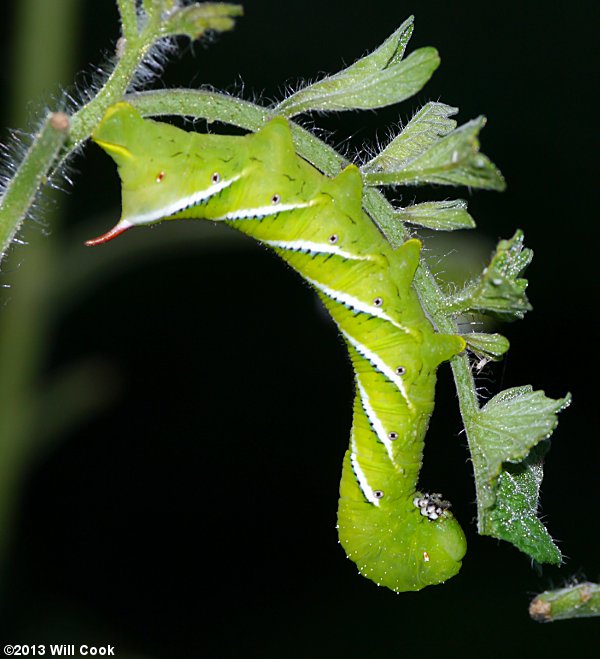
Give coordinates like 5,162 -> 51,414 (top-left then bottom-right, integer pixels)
87,102 -> 467,592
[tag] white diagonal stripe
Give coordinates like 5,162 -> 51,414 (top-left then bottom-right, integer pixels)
350,430 -> 380,507
341,329 -> 414,411
216,201 -> 313,220
261,239 -> 374,262
356,377 -> 395,463
125,176 -> 240,225
304,275 -> 412,336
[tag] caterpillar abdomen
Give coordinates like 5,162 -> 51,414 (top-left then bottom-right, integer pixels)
87,103 -> 467,592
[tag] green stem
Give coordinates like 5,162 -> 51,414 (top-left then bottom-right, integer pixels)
530,583 -> 600,622
117,0 -> 139,40
0,0 -> 81,577
67,26 -> 160,150
0,114 -> 67,259
127,89 -> 348,174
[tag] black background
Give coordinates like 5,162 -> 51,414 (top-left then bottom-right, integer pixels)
0,1 -> 598,657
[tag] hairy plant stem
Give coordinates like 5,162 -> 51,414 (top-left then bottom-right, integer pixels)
67,18 -> 162,150
116,0 -> 138,40
0,115 -> 67,259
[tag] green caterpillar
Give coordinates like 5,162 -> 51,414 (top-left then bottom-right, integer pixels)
87,102 -> 467,592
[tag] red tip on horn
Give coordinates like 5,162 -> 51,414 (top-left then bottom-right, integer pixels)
84,220 -> 132,246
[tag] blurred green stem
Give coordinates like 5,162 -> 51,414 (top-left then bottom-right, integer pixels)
530,583 -> 600,622
0,0 -> 79,573
0,116 -> 67,259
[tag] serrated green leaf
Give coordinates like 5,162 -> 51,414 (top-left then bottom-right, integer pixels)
468,385 -> 571,563
341,15 -> 415,73
364,102 -> 457,172
464,332 -> 510,360
275,18 -> 440,116
472,386 -> 570,481
394,199 -> 475,231
466,385 -> 570,563
448,230 -> 533,319
484,442 -> 562,564
364,116 -> 506,190
530,582 -> 600,622
162,2 -> 243,40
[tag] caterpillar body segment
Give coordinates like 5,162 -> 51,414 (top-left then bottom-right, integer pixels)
89,103 -> 467,592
